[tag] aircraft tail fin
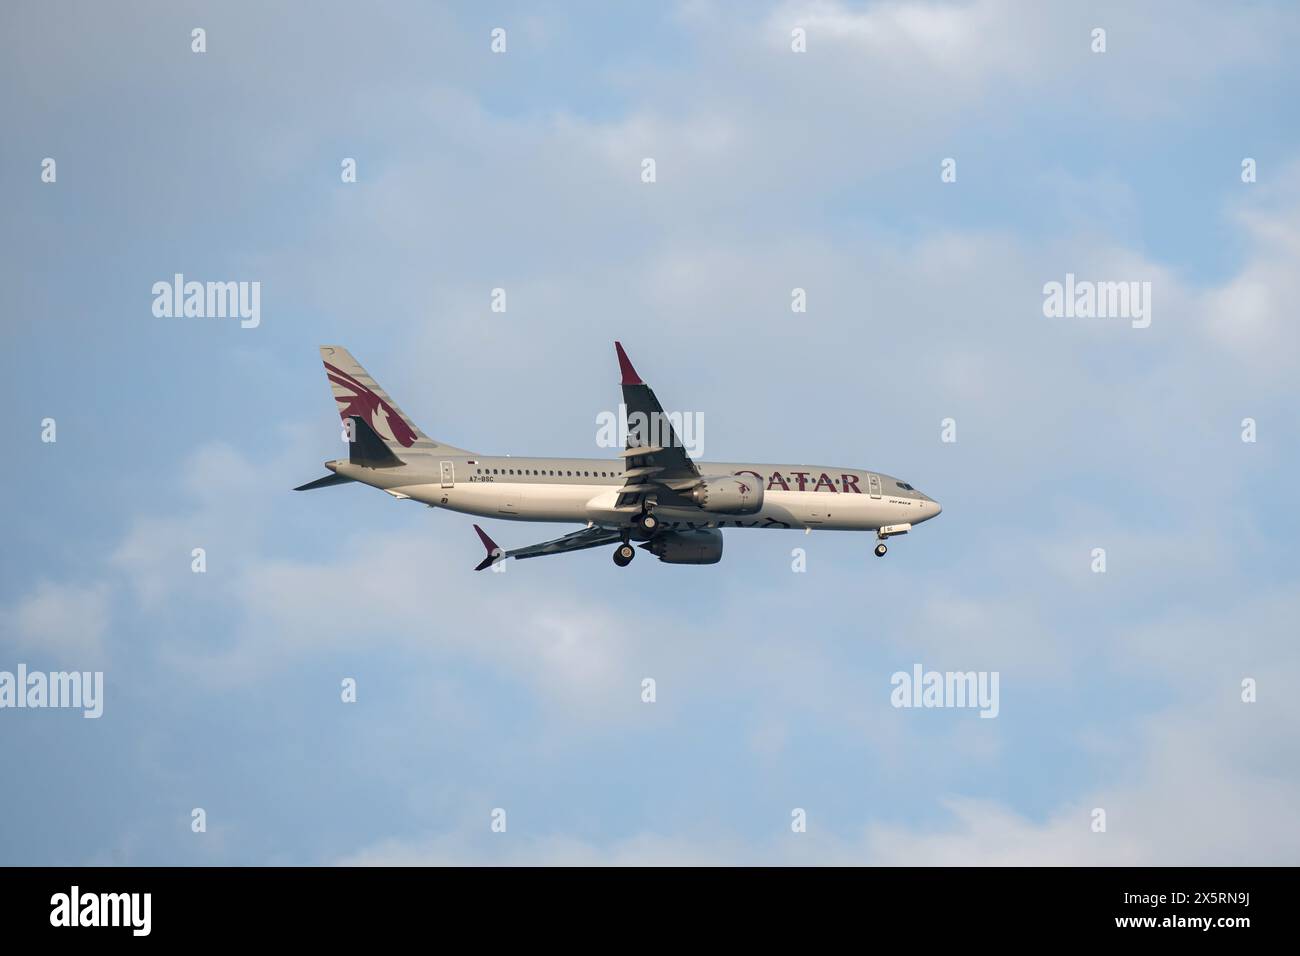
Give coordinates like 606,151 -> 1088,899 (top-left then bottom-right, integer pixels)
319,346 -> 473,456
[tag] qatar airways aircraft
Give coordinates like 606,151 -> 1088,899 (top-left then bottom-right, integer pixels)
296,344 -> 941,568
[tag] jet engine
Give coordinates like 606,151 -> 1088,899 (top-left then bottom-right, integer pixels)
641,529 -> 724,565
689,475 -> 763,515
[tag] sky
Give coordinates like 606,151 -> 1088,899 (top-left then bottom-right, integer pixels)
1,0 -> 1298,865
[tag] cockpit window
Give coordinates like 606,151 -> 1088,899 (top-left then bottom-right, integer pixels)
896,482 -> 914,491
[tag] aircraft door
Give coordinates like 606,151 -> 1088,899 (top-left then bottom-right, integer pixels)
867,473 -> 882,498
440,460 -> 454,488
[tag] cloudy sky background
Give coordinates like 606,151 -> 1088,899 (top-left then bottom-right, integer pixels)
2,0 -> 1298,864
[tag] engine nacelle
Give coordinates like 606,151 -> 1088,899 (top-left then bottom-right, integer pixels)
642,529 -> 723,565
689,475 -> 763,515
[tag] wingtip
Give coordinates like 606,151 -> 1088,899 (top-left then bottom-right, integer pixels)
473,524 -> 501,571
614,341 -> 643,385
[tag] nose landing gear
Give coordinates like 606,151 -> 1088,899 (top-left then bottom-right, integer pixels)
874,523 -> 910,558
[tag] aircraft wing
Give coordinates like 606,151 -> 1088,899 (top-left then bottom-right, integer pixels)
613,341 -> 700,510
472,523 -> 623,570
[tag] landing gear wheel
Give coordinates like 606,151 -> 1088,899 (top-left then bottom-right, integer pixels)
638,512 -> 658,534
613,544 -> 636,567
874,543 -> 888,557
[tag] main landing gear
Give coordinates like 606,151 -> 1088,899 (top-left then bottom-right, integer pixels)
616,510 -> 657,566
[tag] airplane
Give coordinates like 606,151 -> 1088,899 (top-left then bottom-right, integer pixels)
295,344 -> 941,569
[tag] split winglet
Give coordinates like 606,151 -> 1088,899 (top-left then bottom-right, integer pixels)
473,524 -> 503,571
614,341 -> 642,386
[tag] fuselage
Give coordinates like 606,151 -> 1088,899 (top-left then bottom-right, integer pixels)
331,454 -> 941,533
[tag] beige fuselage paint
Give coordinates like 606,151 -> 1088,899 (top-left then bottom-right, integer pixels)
332,455 -> 941,533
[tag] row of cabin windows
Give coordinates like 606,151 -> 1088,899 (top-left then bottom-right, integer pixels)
475,468 -> 619,478
470,468 -> 895,489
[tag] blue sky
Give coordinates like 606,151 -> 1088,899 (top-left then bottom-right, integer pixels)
2,0 -> 1298,864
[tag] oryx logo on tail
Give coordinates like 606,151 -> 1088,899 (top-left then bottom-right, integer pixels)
324,361 -> 419,448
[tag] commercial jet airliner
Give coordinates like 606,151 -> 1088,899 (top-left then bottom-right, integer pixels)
295,344 -> 941,568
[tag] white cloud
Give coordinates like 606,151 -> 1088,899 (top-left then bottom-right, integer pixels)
337,688 -> 1299,866
1203,174 -> 1300,381
865,701 -> 1300,865
5,581 -> 111,665
766,0 -> 1047,80
336,830 -> 745,866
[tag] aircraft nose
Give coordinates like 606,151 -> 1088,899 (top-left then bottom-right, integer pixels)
920,497 -> 942,521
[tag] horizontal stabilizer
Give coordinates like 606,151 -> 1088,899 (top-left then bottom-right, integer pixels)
293,473 -> 356,492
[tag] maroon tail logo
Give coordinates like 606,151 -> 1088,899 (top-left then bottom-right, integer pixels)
324,362 -> 419,448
